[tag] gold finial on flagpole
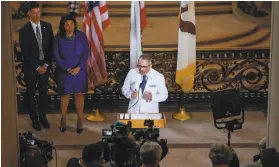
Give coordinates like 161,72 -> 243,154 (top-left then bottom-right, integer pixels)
172,106 -> 191,121
86,109 -> 106,122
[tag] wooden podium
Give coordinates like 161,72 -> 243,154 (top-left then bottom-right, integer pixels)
117,113 -> 166,128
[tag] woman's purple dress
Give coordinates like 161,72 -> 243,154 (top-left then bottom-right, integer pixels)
53,30 -> 88,95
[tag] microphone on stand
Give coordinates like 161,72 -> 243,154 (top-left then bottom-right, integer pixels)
126,82 -> 142,112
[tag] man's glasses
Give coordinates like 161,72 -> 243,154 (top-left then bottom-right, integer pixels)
137,64 -> 150,69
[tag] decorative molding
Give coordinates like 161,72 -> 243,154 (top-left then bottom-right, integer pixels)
15,48 -> 269,111
232,2 -> 271,26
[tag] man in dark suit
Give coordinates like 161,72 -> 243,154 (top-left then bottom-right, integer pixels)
19,2 -> 53,131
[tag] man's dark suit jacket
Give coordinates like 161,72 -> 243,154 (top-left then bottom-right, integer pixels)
19,21 -> 54,71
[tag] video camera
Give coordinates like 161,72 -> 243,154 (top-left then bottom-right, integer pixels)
133,120 -> 168,161
19,131 -> 54,167
101,121 -> 138,166
101,120 -> 168,162
102,121 -> 132,143
102,120 -> 162,142
131,120 -> 159,141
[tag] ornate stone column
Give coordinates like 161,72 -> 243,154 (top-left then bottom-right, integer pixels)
267,2 -> 279,150
1,1 -> 20,166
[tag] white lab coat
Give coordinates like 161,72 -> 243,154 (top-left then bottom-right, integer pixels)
122,68 -> 168,113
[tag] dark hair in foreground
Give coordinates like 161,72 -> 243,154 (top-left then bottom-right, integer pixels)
260,148 -> 279,167
82,144 -> 104,166
58,14 -> 78,38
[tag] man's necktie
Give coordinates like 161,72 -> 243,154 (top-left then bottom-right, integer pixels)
36,25 -> 44,60
141,75 -> 147,93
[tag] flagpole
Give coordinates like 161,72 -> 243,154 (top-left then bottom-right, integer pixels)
172,1 -> 195,121
84,1 -> 109,122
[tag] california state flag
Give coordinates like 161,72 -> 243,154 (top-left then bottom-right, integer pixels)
130,1 -> 147,69
176,1 -> 196,93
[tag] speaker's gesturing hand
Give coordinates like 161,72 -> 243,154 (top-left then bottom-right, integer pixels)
131,91 -> 138,99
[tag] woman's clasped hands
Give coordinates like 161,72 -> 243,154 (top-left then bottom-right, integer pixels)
67,67 -> 81,76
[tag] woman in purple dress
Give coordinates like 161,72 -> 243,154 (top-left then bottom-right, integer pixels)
53,15 -> 88,134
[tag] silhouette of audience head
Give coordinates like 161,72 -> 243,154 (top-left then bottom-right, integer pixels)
81,143 -> 104,167
260,148 -> 279,167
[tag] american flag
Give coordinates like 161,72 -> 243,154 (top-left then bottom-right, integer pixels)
83,1 -> 111,89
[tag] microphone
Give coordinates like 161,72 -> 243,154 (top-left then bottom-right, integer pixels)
126,82 -> 142,112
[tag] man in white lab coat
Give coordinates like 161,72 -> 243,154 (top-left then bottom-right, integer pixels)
122,54 -> 168,113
